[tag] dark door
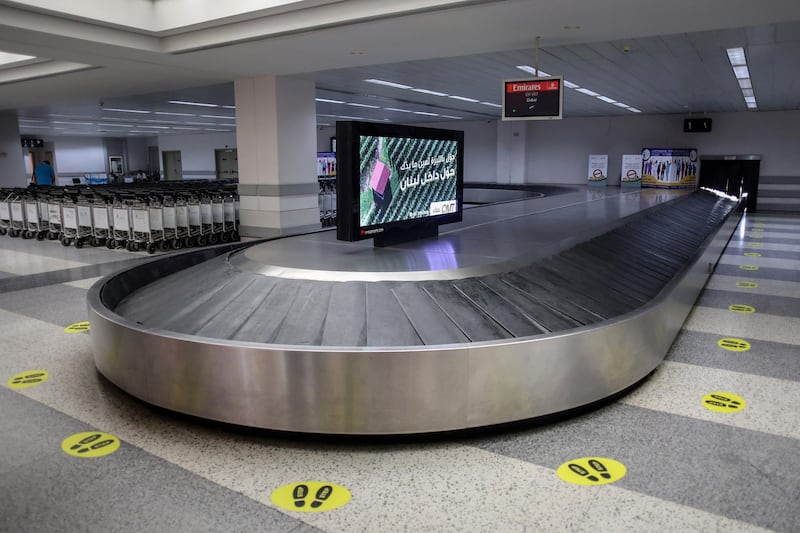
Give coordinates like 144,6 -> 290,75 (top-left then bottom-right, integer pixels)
699,159 -> 760,211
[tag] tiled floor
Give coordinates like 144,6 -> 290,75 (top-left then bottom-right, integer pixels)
1,212 -> 798,532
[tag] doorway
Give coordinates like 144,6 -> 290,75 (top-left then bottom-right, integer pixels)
215,148 -> 238,180
148,146 -> 160,176
699,155 -> 761,211
162,151 -> 183,181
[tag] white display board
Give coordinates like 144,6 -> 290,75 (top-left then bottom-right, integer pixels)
621,154 -> 643,189
587,154 -> 608,187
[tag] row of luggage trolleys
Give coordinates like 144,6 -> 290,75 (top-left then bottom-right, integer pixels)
0,188 -> 240,253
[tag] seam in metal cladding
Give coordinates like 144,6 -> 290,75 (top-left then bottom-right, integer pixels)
88,192 -> 742,435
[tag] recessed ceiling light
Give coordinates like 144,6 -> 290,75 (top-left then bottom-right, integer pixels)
22,125 -> 50,129
103,108 -> 150,114
0,51 -> 36,66
200,115 -> 235,119
613,102 -> 630,108
563,80 -> 580,89
145,119 -> 180,124
384,107 -> 413,113
346,103 -> 380,108
627,107 -> 642,113
97,123 -> 133,127
204,128 -> 231,132
575,88 -> 600,97
364,79 -> 413,89
411,88 -> 449,97
144,125 -> 170,129
448,95 -> 480,103
169,100 -> 219,107
738,79 -> 752,89
317,123 -> 332,126
316,98 -> 345,104
741,88 -> 754,97
726,47 -> 747,67
732,66 -> 750,79
19,119 -> 44,123
172,127 -> 201,130
744,96 -> 756,104
480,102 -> 502,108
747,102 -> 758,109
516,66 -> 552,77
52,121 -> 93,125
155,111 -> 195,116
221,105 -> 236,109
440,115 -> 463,119
185,122 -> 218,126
597,96 -> 617,104
412,111 -> 440,116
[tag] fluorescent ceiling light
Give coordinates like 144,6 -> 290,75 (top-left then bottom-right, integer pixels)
412,111 -> 440,116
741,88 -> 754,97
346,103 -> 380,108
411,88 -> 449,96
185,122 -> 218,126
516,66 -> 551,77
221,105 -> 236,109
204,128 -> 231,132
563,80 -> 580,89
22,125 -> 50,129
172,127 -> 201,130
337,115 -> 368,120
575,88 -> 600,97
747,102 -> 758,109
733,65 -> 750,79
726,47 -> 747,66
613,102 -> 630,108
218,123 -> 236,127
98,123 -> 133,127
0,51 -> 36,66
104,108 -> 150,114
145,119 -> 180,124
628,107 -> 642,113
384,107 -> 413,113
597,96 -> 617,104
364,79 -> 413,89
316,98 -> 345,104
52,121 -> 93,125
317,123 -> 332,126
744,96 -> 756,104
448,95 -> 480,102
155,111 -> 195,116
144,125 -> 170,129
738,79 -> 752,89
480,102 -> 502,108
440,115 -> 463,119
200,115 -> 235,119
19,119 -> 43,123
169,100 -> 219,107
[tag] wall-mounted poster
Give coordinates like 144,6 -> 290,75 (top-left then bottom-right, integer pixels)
621,154 -> 643,189
587,154 -> 608,187
641,148 -> 698,189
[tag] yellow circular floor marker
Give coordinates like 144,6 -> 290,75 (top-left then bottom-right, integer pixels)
748,243 -> 763,248
728,304 -> 755,314
557,457 -> 626,486
702,392 -> 746,413
736,281 -> 758,289
751,228 -> 764,232
743,252 -> 761,257
271,482 -> 351,512
739,265 -> 759,271
717,338 -> 751,352
64,321 -> 90,333
7,370 -> 49,389
61,431 -> 120,458
749,234 -> 764,239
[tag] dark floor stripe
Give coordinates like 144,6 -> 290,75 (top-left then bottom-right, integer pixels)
466,402 -> 800,533
696,288 -> 800,318
714,263 -> 800,282
0,257 -> 149,294
723,246 -> 800,261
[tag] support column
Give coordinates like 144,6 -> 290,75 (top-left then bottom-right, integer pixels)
235,75 -> 319,237
0,111 -> 26,188
496,121 -> 527,184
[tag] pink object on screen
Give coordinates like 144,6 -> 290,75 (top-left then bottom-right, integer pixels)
370,161 -> 391,195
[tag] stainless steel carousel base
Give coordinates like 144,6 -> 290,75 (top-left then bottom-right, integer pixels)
88,191 -> 741,435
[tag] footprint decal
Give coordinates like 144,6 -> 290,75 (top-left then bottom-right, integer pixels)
271,481 -> 351,512
7,370 -> 49,389
558,457 -> 626,486
702,391 -> 746,413
61,431 -> 120,458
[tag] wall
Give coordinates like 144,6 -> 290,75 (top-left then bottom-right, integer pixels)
157,131 -> 237,179
0,111 -> 27,187
51,136 -> 106,175
125,136 -> 150,172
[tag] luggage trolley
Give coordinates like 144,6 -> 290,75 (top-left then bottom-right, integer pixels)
174,193 -> 190,248
9,191 -> 27,238
0,190 -> 12,236
24,192 -> 45,240
131,195 -> 165,254
198,192 -> 214,246
161,193 -> 181,251
91,195 -> 113,247
221,192 -> 238,243
74,193 -> 94,248
185,193 -> 202,247
110,195 -> 133,249
60,196 -> 79,247
47,194 -> 64,241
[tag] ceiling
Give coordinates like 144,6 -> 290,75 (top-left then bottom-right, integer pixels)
0,0 -> 798,138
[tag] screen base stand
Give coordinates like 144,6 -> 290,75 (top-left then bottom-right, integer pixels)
373,225 -> 439,247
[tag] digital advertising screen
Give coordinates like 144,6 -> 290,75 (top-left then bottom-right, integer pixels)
336,122 -> 464,242
502,77 -> 563,121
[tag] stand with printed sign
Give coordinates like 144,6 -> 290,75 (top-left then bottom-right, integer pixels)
587,154 -> 608,187
621,154 -> 643,189
641,148 -> 698,189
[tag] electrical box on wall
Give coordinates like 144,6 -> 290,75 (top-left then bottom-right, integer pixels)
684,118 -> 712,133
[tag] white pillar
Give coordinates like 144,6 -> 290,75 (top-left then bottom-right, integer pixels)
0,111 -> 27,187
235,75 -> 319,237
496,121 -> 526,185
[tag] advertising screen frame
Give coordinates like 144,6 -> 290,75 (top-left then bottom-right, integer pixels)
502,77 -> 564,121
336,121 -> 464,243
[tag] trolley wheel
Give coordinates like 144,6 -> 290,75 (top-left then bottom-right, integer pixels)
47,231 -> 56,240
232,231 -> 240,242
208,233 -> 218,245
160,240 -> 171,252
196,234 -> 208,247
114,240 -> 124,250
23,230 -> 33,239
185,236 -> 195,248
106,239 -> 114,249
61,237 -> 71,247
74,238 -> 84,249
9,229 -> 19,238
220,231 -> 231,243
145,243 -> 157,254
36,231 -> 46,241
0,228 -> 6,236
91,237 -> 99,247
172,239 -> 183,250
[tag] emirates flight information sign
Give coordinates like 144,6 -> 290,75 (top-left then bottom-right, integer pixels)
502,77 -> 563,121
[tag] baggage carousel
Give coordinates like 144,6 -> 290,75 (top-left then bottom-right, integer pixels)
88,187 -> 741,435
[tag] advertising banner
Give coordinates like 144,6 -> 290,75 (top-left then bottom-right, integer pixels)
621,154 -> 643,189
641,148 -> 698,189
587,154 -> 608,187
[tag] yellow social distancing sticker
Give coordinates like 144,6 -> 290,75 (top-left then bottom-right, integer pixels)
728,304 -> 755,314
557,457 -> 626,486
271,482 -> 351,513
7,370 -> 49,389
64,321 -> 90,333
61,431 -> 120,458
736,281 -> 758,289
702,392 -> 746,413
717,338 -> 751,352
